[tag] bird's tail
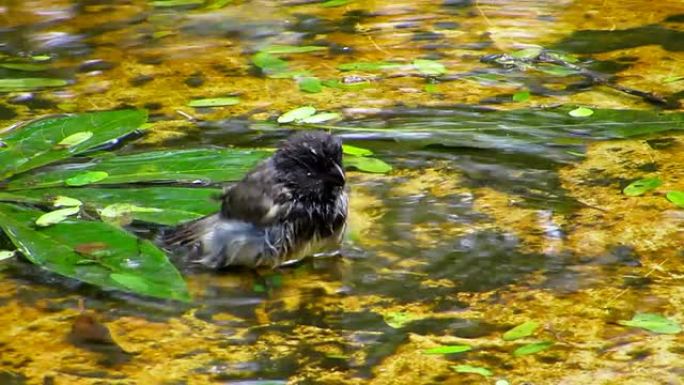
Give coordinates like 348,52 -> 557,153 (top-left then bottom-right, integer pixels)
161,214 -> 220,247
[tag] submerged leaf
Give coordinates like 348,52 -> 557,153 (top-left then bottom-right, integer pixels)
344,155 -> 392,173
512,91 -> 530,102
7,149 -> 268,190
423,345 -> 472,355
451,365 -> 492,377
65,171 -> 109,186
623,177 -> 662,196
0,203 -> 190,301
298,77 -> 323,93
321,0 -> 353,7
0,78 -> 67,91
413,59 -> 446,76
35,206 -> 80,227
502,321 -> 539,341
618,313 -> 681,334
666,191 -> 684,208
188,97 -> 240,107
277,106 -> 317,123
0,109 -> 147,179
512,341 -> 553,356
337,61 -> 403,71
383,312 -> 418,328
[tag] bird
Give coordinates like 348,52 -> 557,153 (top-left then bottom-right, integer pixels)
163,131 -> 348,269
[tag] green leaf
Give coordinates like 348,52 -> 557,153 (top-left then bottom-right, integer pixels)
344,155 -> 392,174
321,79 -> 370,90
663,76 -> 684,84
510,47 -> 542,59
277,106 -> 317,123
151,0 -> 203,7
512,341 -> 553,356
298,77 -> 323,93
0,109 -> 147,179
502,321 -> 539,341
0,203 -> 190,301
252,52 -> 288,75
666,191 -> 684,208
0,250 -> 15,261
0,63 -> 50,72
618,313 -> 681,334
512,91 -> 530,102
10,187 -> 220,226
383,312 -> 417,328
100,203 -> 162,219
53,196 -> 83,208
204,0 -> 233,9
569,106 -> 594,117
56,131 -> 94,148
7,149 -> 269,190
0,78 -> 67,91
424,83 -> 439,94
260,45 -> 326,54
423,345 -> 472,355
623,177 -> 662,196
301,112 -> 341,124
65,171 -> 110,186
451,365 -> 492,377
188,97 -> 240,107
342,144 -> 373,156
337,61 -> 403,71
35,207 -> 80,227
321,0 -> 353,7
413,59 -> 446,76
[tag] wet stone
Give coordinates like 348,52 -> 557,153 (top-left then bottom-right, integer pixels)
129,74 -> 154,87
184,74 -> 205,88
433,21 -> 460,29
78,59 -> 116,73
412,31 -> 444,41
0,104 -> 17,120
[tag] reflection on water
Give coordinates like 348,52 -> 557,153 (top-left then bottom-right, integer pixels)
1,0 -> 684,384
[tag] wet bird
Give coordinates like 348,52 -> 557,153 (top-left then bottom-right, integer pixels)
164,131 -> 348,269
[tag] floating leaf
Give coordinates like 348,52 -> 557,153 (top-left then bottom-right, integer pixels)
53,196 -> 82,208
0,203 -> 190,301
512,91 -> 530,102
0,109 -> 147,179
56,131 -> 93,148
277,106 -> 316,123
35,206 -> 80,227
342,144 -> 373,156
424,345 -> 472,355
321,79 -> 371,90
252,52 -> 288,74
0,63 -> 50,71
298,77 -> 323,93
188,97 -> 240,107
623,177 -> 662,197
321,0 -> 352,7
65,171 -> 109,187
413,59 -> 446,76
10,187 -> 220,226
383,312 -> 417,328
513,341 -> 553,356
261,45 -> 326,54
451,365 -> 492,377
503,321 -> 539,341
337,61 -> 403,71
301,112 -> 341,124
666,191 -> 684,208
495,380 -> 511,385
344,155 -> 392,174
510,47 -> 542,59
0,78 -> 68,91
0,250 -> 15,261
151,0 -> 203,7
569,106 -> 594,117
618,313 -> 681,334
7,149 -> 268,190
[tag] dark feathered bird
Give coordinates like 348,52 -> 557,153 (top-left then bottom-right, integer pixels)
163,131 -> 348,269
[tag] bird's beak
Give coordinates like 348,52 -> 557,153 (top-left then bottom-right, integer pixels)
329,162 -> 346,186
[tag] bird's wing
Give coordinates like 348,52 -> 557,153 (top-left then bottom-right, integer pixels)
220,160 -> 292,226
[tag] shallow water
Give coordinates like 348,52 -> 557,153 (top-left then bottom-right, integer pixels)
1,1 -> 684,384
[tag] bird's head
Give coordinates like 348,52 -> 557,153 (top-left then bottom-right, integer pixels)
274,131 -> 345,198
